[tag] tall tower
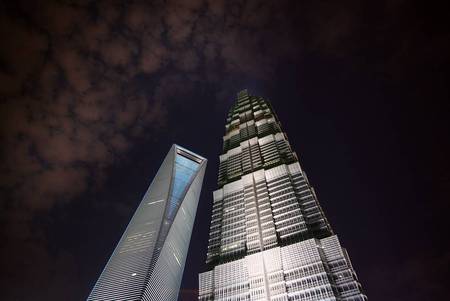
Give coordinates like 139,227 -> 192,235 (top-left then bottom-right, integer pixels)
199,90 -> 367,301
88,144 -> 207,301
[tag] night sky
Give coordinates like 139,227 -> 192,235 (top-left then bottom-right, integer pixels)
1,1 -> 449,300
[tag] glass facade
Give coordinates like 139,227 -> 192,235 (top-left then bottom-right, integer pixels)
199,90 -> 367,301
168,154 -> 201,217
87,144 -> 206,301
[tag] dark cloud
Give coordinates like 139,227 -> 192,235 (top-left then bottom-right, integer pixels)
0,0 -> 448,300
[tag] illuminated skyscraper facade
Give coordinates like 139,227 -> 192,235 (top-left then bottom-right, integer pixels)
199,90 -> 366,301
88,144 -> 207,301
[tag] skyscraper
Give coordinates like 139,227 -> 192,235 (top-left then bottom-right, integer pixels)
88,144 -> 207,301
199,90 -> 367,301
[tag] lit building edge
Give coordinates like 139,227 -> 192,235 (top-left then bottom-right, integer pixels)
88,144 -> 207,301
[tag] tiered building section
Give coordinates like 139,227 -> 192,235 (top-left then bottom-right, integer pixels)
199,90 -> 367,301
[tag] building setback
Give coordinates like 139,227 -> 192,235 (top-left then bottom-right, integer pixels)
199,90 -> 367,301
88,144 -> 207,301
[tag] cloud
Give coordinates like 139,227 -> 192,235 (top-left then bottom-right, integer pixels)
164,0 -> 203,45
56,47 -> 93,93
0,0 -> 443,237
140,36 -> 168,74
22,167 -> 89,210
176,49 -> 200,72
100,37 -> 137,68
0,12 -> 48,96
